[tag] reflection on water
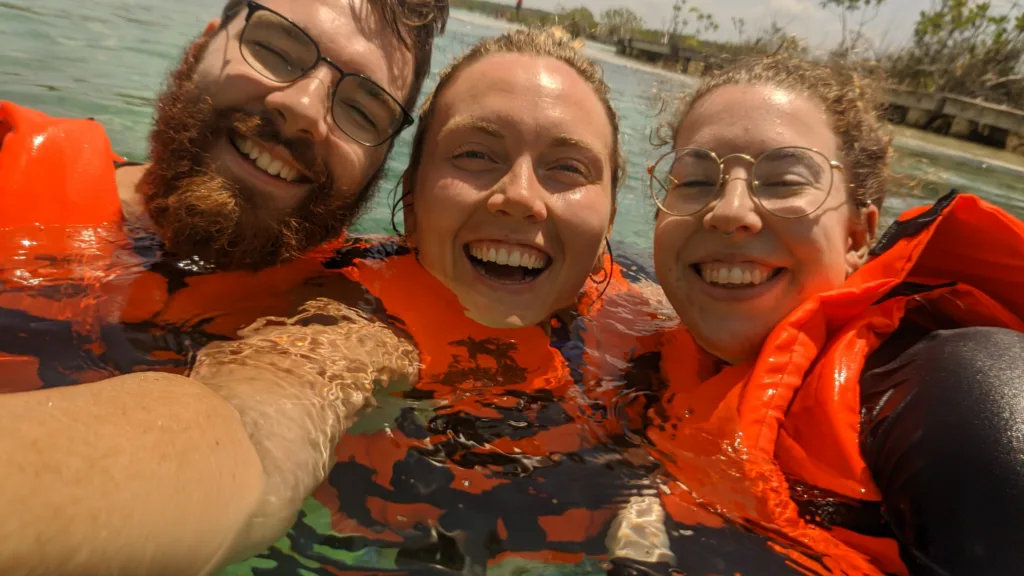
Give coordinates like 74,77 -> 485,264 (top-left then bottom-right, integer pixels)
0,226 -> 816,574
209,259 -> 812,575
0,224 -> 181,391
3,1 -> 1024,574
3,2 -> 1022,250
887,128 -> 1024,224
0,223 -> 350,393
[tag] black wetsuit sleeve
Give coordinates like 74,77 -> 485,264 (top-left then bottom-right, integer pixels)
860,323 -> 1024,576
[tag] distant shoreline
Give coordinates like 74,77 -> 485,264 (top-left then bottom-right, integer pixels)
892,126 -> 1024,178
449,9 -> 1024,177
450,10 -> 700,84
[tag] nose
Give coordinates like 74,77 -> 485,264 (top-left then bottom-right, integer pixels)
487,159 -> 548,222
702,169 -> 763,237
264,65 -> 332,142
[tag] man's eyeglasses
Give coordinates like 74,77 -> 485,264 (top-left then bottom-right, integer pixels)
648,146 -> 847,219
239,1 -> 414,147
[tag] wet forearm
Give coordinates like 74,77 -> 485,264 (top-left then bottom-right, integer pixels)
0,372 -> 265,576
189,298 -> 419,561
192,365 -> 355,562
0,300 -> 417,575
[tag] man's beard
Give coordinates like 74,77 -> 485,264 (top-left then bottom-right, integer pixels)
142,36 -> 386,270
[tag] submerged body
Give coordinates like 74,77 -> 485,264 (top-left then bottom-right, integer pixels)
0,100 -> 336,391
214,241 -> 813,575
646,56 -> 1024,575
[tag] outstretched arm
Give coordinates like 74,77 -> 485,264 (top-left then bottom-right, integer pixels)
190,298 -> 419,561
0,372 -> 265,576
0,298 -> 417,576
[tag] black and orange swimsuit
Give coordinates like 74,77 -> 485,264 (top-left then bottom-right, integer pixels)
247,248 -> 648,574
225,246 -> 813,575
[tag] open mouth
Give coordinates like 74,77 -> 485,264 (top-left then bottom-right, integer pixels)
465,241 -> 551,285
691,262 -> 784,289
229,133 -> 311,184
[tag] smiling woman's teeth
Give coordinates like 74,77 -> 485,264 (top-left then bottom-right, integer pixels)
467,242 -> 550,285
698,262 -> 775,286
232,136 -> 299,182
469,243 -> 548,270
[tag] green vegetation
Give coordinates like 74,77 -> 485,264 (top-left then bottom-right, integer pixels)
818,0 -> 887,59
886,0 -> 1023,107
450,0 -> 1022,107
595,8 -> 644,40
450,0 -> 797,57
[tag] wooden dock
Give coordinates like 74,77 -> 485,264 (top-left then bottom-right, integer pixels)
616,37 -> 720,77
883,90 -> 1023,155
615,39 -> 1024,156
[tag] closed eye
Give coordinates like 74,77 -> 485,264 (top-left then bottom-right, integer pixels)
679,178 -> 717,187
553,161 -> 587,177
454,150 -> 491,161
252,41 -> 289,61
341,102 -> 378,131
761,177 -> 813,187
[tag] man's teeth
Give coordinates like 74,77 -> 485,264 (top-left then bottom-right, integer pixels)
233,136 -> 299,182
469,244 -> 548,269
698,262 -> 774,286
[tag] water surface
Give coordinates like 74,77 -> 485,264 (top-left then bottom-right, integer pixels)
3,1 -> 1021,250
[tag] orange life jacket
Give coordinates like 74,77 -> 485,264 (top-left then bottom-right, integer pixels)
0,101 -> 124,228
0,234 -> 352,393
0,102 -> 353,391
649,191 -> 1024,575
285,249 -> 652,572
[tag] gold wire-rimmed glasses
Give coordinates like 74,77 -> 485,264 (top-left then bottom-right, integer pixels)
648,146 -> 847,218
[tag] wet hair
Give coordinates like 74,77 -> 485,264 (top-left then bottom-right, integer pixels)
657,55 -> 892,211
403,27 -> 625,209
219,0 -> 448,108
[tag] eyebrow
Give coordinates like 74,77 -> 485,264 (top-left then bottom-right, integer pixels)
763,149 -> 826,177
550,134 -> 603,158
261,16 -> 311,45
352,79 -> 395,108
439,119 -> 606,159
360,81 -> 384,98
438,119 -> 505,140
295,21 -> 401,99
283,23 -> 310,44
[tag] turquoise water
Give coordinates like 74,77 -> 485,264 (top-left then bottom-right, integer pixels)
3,0 -> 1022,253
5,3 -> 1022,574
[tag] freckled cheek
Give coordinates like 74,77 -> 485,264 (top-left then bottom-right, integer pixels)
417,178 -> 479,218
413,183 -> 474,264
653,221 -> 691,284
787,228 -> 849,291
551,202 -> 608,262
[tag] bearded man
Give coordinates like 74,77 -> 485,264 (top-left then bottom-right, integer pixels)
0,1 -> 447,574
